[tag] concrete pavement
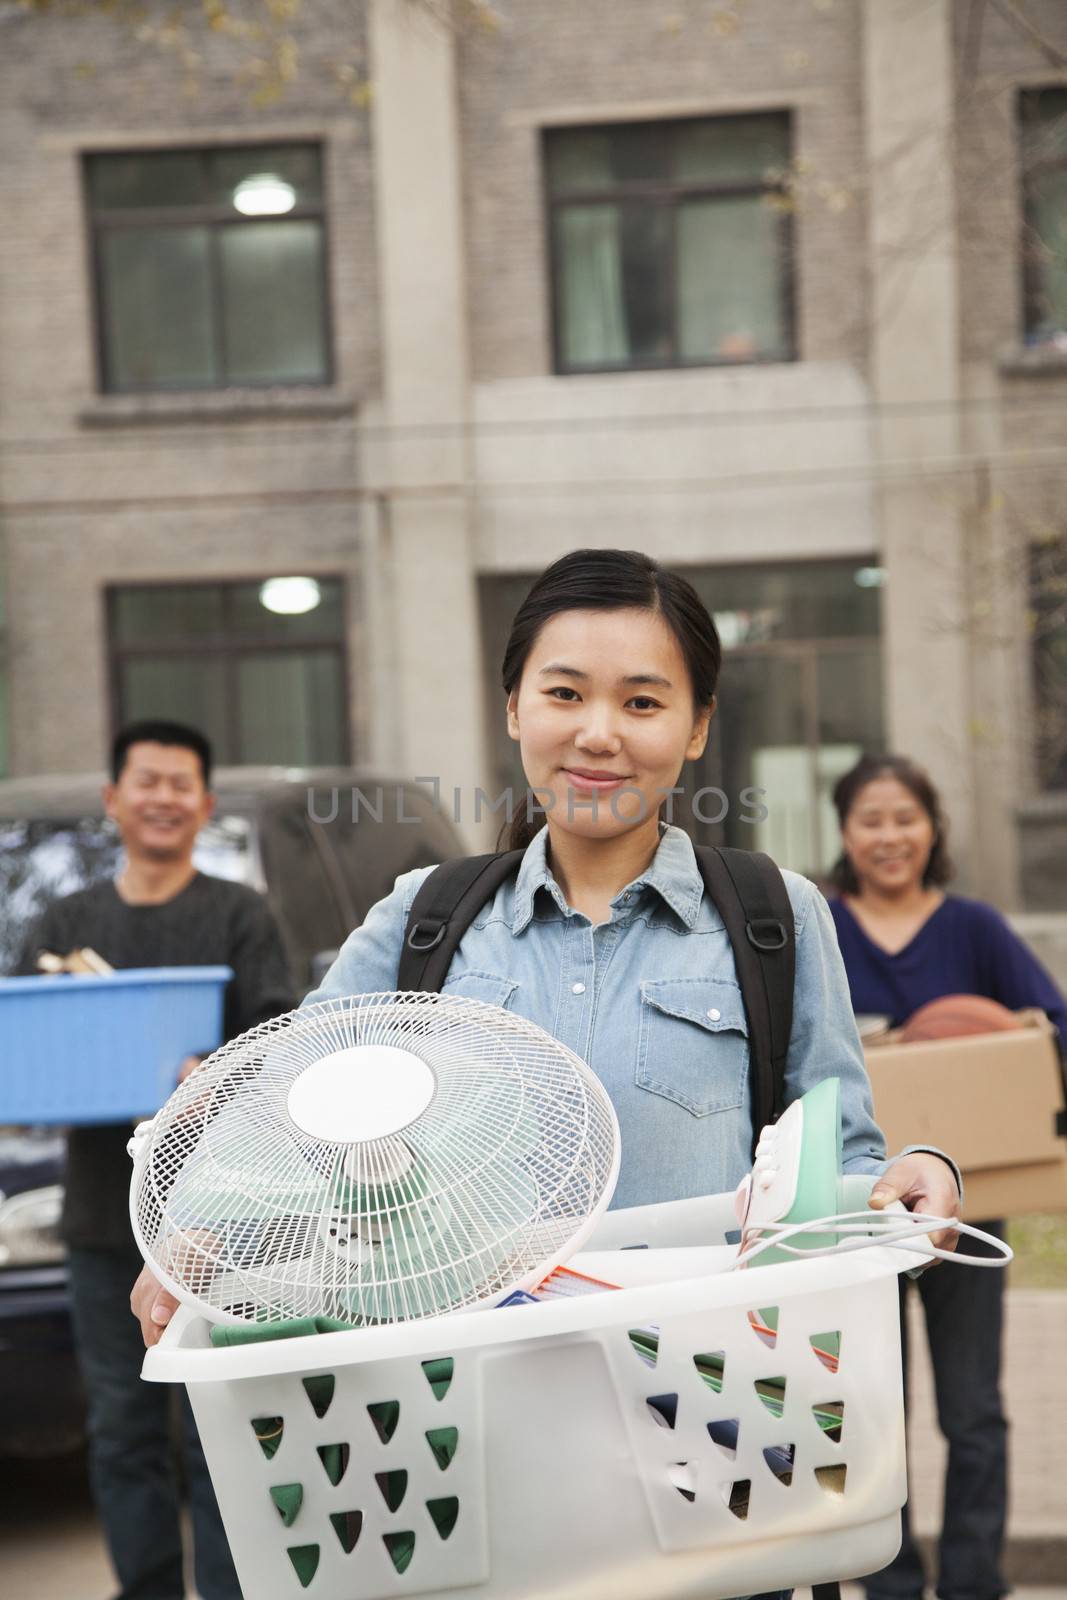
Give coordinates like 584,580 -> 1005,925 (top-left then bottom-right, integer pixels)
904,1287 -> 1067,1586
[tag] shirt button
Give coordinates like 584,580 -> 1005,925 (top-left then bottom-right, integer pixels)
572,982 -> 586,995
621,892 -> 632,903
707,1007 -> 721,1021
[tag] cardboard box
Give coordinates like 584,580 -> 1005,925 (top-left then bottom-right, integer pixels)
863,1010 -> 1067,1220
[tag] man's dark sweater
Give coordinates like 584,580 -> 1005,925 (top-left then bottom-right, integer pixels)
17,873 -> 294,1251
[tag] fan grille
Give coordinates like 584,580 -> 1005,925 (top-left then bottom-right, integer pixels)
132,992 -> 619,1325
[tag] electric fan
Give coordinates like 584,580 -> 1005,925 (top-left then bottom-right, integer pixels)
129,992 -> 620,1327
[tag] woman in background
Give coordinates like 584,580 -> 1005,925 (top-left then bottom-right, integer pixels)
830,752 -> 1067,1600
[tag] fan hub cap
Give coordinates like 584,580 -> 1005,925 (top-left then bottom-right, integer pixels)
286,1044 -> 436,1142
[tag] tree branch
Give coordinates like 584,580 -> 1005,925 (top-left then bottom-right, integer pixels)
988,0 -> 1067,71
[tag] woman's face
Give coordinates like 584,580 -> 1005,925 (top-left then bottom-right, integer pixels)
506,607 -> 712,842
841,775 -> 936,896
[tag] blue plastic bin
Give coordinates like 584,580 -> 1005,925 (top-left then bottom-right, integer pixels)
0,967 -> 233,1124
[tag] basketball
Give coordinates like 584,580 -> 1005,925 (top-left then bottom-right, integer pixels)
899,993 -> 1024,1042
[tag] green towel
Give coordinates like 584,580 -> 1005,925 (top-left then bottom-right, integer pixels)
384,1531 -> 415,1574
426,1425 -> 459,1470
421,1356 -> 454,1400
269,1483 -> 303,1527
287,1544 -> 319,1588
211,1315 -> 350,1347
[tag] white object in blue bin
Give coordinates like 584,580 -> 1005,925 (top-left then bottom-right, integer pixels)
0,967 -> 233,1125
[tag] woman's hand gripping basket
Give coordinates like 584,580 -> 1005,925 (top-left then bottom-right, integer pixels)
131,1000 -> 1009,1600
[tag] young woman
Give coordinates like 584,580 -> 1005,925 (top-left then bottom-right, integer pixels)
829,752 -> 1067,1600
135,552 -> 959,1346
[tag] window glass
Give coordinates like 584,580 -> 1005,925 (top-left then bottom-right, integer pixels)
607,124 -> 667,184
1031,538 -> 1067,789
87,145 -> 322,212
816,643 -> 884,748
230,578 -> 344,639
120,658 -> 230,760
689,562 -> 883,643
1022,92 -> 1067,339
1027,165 -> 1067,333
99,227 -> 215,389
219,221 -> 328,385
237,651 -> 346,766
674,116 -> 789,186
816,643 -> 885,867
87,151 -> 209,210
191,815 -> 256,885
718,653 -> 811,863
0,819 -> 122,976
1021,89 -> 1067,163
212,145 -> 323,210
112,587 -> 226,646
555,202 -> 671,367
546,130 -> 615,193
677,196 -> 787,362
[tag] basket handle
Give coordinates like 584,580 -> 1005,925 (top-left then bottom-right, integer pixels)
149,1302 -> 205,1353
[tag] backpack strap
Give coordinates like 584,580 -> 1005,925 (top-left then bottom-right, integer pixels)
397,851 -> 524,994
694,846 -> 795,1154
398,843 -> 796,1159
813,1586 -> 842,1600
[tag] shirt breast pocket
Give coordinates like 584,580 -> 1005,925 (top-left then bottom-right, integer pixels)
636,978 -> 749,1117
440,970 -> 519,1011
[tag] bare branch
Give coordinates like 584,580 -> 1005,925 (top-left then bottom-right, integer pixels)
987,0 -> 1067,71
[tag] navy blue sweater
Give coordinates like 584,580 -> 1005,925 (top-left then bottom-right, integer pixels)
829,894 -> 1067,1042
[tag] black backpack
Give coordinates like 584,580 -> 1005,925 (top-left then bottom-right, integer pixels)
398,844 -> 796,1160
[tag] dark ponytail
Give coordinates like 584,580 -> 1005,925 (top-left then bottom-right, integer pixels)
496,549 -> 721,851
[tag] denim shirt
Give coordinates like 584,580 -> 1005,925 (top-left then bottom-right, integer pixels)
304,825 -> 929,1211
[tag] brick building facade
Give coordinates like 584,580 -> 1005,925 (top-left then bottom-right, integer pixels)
1,0 -> 1065,901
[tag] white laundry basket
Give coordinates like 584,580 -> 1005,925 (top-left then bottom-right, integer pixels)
143,1178 -> 910,1600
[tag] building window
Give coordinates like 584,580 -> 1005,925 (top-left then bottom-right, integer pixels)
1021,89 -> 1067,344
685,561 -> 884,877
86,145 -> 331,392
480,559 -> 882,879
544,114 -> 794,374
1031,537 -> 1067,789
108,578 -> 349,766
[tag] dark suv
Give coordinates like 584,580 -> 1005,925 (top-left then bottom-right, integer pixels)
0,767 -> 465,1454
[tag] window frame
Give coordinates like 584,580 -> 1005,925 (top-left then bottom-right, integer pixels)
84,142 -> 335,395
1029,535 -> 1067,790
1019,88 -> 1067,342
543,112 -> 797,376
106,576 -> 352,766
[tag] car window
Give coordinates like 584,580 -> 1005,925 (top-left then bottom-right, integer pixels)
0,813 -> 256,975
192,814 -> 258,886
0,818 -> 122,974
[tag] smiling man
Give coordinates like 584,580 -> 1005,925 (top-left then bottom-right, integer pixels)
17,720 -> 293,1600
